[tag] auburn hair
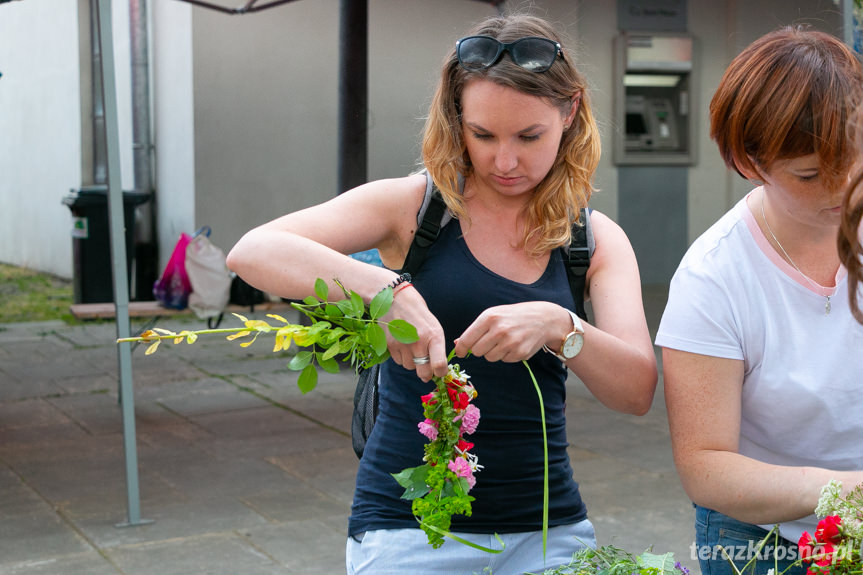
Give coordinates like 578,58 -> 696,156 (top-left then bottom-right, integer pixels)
710,26 -> 863,192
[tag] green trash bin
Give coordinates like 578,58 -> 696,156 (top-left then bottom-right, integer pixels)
62,186 -> 149,304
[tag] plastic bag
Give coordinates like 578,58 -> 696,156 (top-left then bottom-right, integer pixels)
153,232 -> 192,309
185,228 -> 231,320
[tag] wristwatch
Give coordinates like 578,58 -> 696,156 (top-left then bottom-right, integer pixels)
543,310 -> 584,360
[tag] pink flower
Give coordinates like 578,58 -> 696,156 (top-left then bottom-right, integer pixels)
459,404 -> 480,435
418,419 -> 438,440
447,457 -> 476,489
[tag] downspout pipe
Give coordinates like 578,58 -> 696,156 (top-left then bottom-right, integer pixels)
129,0 -> 157,299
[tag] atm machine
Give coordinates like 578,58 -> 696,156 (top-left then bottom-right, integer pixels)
613,32 -> 695,284
614,33 -> 695,165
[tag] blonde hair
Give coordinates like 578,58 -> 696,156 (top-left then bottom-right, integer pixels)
421,13 -> 601,256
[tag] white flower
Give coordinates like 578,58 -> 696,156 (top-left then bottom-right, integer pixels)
815,479 -> 843,518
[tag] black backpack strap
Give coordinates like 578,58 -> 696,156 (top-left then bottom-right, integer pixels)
565,207 -> 592,322
399,179 -> 448,276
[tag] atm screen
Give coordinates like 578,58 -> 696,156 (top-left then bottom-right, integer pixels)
626,113 -> 648,136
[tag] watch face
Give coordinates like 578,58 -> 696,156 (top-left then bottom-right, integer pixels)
561,332 -> 584,359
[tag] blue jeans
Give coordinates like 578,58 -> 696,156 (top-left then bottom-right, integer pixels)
694,505 -> 806,575
346,520 -> 595,575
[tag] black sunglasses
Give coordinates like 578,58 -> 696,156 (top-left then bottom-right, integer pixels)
456,35 -> 563,73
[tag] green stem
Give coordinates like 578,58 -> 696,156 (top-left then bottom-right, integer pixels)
418,519 -> 505,553
523,359 -> 549,561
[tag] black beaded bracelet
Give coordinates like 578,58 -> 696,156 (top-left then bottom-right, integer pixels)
387,273 -> 412,291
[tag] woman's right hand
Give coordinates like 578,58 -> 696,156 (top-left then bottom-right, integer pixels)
382,283 -> 448,382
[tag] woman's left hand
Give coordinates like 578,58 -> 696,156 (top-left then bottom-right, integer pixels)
453,301 -> 569,362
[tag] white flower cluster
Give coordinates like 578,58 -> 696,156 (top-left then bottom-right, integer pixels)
815,479 -> 863,539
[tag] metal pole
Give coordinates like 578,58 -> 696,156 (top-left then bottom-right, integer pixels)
94,0 -> 151,528
337,0 -> 368,194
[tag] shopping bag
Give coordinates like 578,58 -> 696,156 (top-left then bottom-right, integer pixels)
153,232 -> 192,309
186,228 -> 231,320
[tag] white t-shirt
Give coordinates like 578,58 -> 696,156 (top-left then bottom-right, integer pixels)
656,191 -> 863,542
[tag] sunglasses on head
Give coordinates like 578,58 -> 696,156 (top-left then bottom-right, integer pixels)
456,35 -> 563,73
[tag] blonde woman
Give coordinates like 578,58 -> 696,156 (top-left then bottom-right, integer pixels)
228,13 -> 656,574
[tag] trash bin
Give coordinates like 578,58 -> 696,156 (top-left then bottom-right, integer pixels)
62,186 -> 150,304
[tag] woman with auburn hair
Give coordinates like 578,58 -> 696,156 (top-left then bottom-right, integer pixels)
228,11 -> 656,575
657,26 -> 863,575
840,130 -> 863,323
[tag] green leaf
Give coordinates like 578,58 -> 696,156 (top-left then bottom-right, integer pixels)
369,288 -> 393,320
392,466 -> 432,500
288,350 -> 314,370
321,341 -> 341,361
388,319 -> 419,344
339,335 -> 359,353
302,295 -> 319,306
350,291 -> 365,318
639,552 -> 677,574
324,303 -> 344,318
336,299 -> 356,317
365,323 -> 388,356
314,278 -> 328,301
316,353 -> 340,374
297,364 -> 318,393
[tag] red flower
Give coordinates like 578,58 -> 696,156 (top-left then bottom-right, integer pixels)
814,516 -> 843,544
814,543 -> 836,568
446,387 -> 470,410
421,392 -> 437,405
799,531 -> 816,562
456,439 -> 474,453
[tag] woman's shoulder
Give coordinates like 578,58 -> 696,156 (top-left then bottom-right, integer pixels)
677,198 -> 751,273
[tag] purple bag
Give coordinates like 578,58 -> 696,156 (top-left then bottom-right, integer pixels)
152,232 -> 192,309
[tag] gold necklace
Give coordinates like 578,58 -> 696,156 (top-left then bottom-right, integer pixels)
760,194 -> 833,315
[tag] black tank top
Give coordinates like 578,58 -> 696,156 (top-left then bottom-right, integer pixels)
348,220 -> 587,536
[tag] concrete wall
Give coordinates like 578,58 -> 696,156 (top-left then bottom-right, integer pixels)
0,0 -> 133,278
152,0 -> 197,259
0,1 -> 83,277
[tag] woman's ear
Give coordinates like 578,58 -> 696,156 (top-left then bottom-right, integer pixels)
737,156 -> 765,185
564,92 -> 581,129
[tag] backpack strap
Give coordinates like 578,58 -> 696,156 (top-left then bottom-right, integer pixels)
399,175 -> 449,275
565,208 -> 593,322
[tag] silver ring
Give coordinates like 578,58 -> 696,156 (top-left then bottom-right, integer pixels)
412,356 -> 430,365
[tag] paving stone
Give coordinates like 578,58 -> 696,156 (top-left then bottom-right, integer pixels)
107,533 -> 286,575
0,511 -> 92,566
74,497 -> 271,549
241,518 -> 347,570
240,481 -> 348,523
0,552 -> 122,575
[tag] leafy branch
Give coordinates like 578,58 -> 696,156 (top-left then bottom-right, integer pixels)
118,278 -> 418,393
